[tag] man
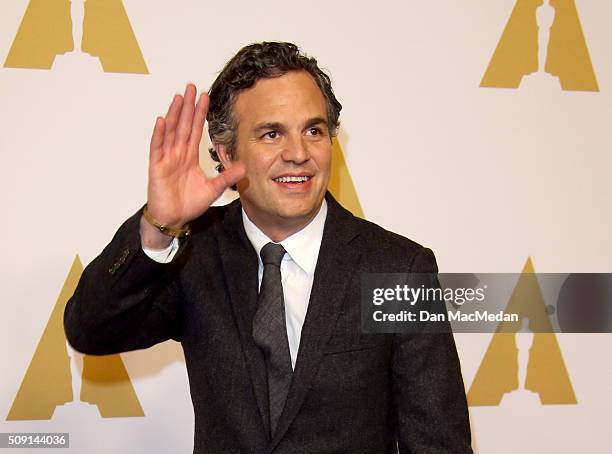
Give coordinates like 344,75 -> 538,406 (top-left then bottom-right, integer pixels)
64,42 -> 472,453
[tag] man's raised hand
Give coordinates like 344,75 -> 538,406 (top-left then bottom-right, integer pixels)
142,84 -> 244,248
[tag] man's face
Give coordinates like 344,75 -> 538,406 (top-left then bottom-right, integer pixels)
224,70 -> 332,237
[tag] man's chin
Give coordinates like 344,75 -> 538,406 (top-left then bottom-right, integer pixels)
276,200 -> 324,225
276,206 -> 315,221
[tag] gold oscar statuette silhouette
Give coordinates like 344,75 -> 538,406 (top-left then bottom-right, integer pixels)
4,0 -> 148,74
480,0 -> 598,92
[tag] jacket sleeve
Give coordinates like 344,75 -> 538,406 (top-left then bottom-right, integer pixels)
393,247 -> 473,453
64,208 -> 185,355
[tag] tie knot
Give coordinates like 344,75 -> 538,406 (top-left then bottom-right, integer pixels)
260,242 -> 286,266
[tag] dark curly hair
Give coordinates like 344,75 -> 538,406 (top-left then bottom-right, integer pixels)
207,42 -> 342,174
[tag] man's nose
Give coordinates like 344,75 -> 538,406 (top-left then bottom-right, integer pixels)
281,134 -> 310,164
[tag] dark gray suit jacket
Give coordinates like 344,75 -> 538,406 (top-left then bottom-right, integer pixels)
64,193 -> 472,453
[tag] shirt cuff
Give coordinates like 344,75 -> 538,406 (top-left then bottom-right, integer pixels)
142,238 -> 180,263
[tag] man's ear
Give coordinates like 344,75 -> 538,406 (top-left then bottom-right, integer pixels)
215,142 -> 233,169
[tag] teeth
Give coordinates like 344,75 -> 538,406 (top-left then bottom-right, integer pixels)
274,176 -> 310,183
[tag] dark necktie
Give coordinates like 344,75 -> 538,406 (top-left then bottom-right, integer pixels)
252,242 -> 293,436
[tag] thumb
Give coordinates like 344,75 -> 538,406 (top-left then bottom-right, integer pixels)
208,163 -> 246,197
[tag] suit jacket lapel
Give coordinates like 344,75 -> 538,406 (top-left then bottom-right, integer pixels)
217,199 -> 271,438
270,194 -> 362,450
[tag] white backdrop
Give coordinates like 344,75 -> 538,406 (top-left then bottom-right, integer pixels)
1,0 -> 610,452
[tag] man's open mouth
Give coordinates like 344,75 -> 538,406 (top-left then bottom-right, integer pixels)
273,176 -> 312,183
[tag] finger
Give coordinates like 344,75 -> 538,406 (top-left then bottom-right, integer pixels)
149,117 -> 166,163
188,93 -> 209,159
163,94 -> 184,149
208,163 -> 246,197
176,84 -> 197,144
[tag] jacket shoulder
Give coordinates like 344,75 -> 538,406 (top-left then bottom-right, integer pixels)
350,217 -> 438,273
356,217 -> 424,250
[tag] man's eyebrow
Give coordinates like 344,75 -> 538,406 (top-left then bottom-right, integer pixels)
252,117 -> 329,134
253,122 -> 285,133
305,117 -> 328,128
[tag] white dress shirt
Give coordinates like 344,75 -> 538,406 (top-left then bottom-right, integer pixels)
241,201 -> 326,369
143,200 -> 327,370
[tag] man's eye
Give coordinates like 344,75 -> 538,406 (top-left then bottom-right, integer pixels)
307,127 -> 321,136
263,131 -> 278,139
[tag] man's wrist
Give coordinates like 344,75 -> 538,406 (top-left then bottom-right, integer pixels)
143,237 -> 179,263
142,205 -> 191,238
140,214 -> 175,250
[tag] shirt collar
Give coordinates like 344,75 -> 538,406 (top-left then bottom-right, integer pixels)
242,200 -> 327,276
